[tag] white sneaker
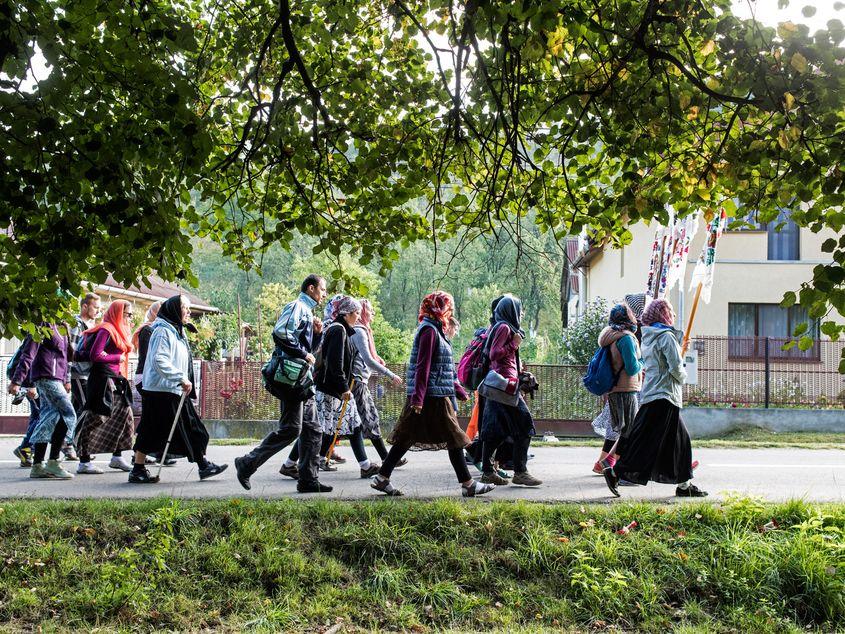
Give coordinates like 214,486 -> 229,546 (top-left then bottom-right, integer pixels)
109,456 -> 132,472
77,461 -> 104,474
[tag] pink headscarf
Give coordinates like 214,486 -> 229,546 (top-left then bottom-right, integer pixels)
642,299 -> 674,327
357,299 -> 384,365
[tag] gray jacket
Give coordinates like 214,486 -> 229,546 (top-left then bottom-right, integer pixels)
639,324 -> 686,408
350,326 -> 398,384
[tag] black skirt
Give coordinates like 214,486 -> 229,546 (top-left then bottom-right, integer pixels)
614,398 -> 693,486
480,397 -> 535,442
134,391 -> 209,463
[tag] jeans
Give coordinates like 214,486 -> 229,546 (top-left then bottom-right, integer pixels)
19,396 -> 40,450
32,379 -> 76,445
241,396 -> 321,485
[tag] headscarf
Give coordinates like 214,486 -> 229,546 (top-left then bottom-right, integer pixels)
418,291 -> 454,325
323,294 -> 345,324
624,293 -> 649,321
608,303 -> 637,333
83,300 -> 133,376
492,294 -> 525,337
357,299 -> 384,364
132,300 -> 161,348
332,295 -> 362,321
489,295 -> 505,326
156,294 -> 196,396
642,298 -> 674,327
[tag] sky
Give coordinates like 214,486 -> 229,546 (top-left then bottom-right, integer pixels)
731,0 -> 844,31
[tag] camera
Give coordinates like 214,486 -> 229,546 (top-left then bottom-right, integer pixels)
11,392 -> 28,406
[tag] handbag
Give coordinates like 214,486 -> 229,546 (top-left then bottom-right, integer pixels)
262,350 -> 314,392
477,369 -> 520,406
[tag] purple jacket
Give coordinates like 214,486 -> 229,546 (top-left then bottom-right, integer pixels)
10,324 -> 70,385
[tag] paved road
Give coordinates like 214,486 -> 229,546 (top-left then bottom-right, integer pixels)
0,438 -> 842,502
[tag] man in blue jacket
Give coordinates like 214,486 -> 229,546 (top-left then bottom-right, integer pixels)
235,274 -> 329,492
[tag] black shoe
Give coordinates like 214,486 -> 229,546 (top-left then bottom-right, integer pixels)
297,481 -> 333,493
360,463 -> 381,478
234,457 -> 252,490
128,467 -> 160,484
279,464 -> 299,480
603,467 -> 620,497
199,462 -> 228,481
676,483 -> 708,497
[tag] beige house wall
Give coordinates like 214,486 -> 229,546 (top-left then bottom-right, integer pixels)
581,221 -> 844,338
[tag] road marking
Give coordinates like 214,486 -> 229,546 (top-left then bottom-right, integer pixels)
703,463 -> 844,468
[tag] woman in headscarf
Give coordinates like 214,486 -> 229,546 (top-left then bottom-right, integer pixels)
74,300 -> 137,474
131,300 -> 161,416
350,299 -> 403,462
478,294 -> 542,487
591,293 -> 648,474
371,291 -> 494,497
602,299 -> 707,498
130,295 -> 227,483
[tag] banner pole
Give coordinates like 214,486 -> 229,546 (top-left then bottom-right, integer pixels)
681,282 -> 703,355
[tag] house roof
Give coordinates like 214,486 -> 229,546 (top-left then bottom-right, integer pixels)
97,274 -> 218,314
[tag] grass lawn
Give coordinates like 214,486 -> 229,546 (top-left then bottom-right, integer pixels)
0,498 -> 842,632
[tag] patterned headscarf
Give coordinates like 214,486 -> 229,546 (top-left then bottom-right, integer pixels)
624,293 -> 649,320
323,294 -> 345,323
608,303 -> 637,333
642,299 -> 674,327
332,295 -> 362,320
418,291 -> 454,325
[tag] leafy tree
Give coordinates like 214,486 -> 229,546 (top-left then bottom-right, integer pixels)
3,0 -> 845,372
560,299 -> 609,365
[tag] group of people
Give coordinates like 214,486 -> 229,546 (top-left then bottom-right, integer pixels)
6,273 -> 704,499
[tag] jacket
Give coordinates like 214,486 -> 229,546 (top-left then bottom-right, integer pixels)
273,292 -> 321,359
10,324 -> 70,385
350,325 -> 398,383
598,327 -> 643,393
406,318 -> 455,400
639,323 -> 686,408
141,318 -> 191,395
315,321 -> 357,399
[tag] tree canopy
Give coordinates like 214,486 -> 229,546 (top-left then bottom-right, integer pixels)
2,0 -> 844,366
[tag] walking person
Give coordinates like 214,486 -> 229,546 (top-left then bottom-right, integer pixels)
9,334 -> 39,467
7,324 -> 77,479
130,295 -> 227,483
478,294 -> 542,487
350,299 -> 403,463
234,275 -> 330,492
131,300 -> 161,417
65,292 -> 102,461
371,291 -> 494,497
74,300 -> 137,474
602,299 -> 707,498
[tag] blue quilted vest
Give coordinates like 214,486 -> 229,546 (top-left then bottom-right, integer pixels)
406,318 -> 455,398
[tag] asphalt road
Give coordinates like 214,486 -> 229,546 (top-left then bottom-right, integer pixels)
1,438 -> 842,502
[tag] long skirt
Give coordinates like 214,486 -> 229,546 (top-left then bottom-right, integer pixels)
75,402 -> 134,456
480,397 -> 535,442
352,381 -> 382,439
614,398 -> 693,486
316,389 -> 362,436
388,396 -> 470,451
134,391 -> 209,463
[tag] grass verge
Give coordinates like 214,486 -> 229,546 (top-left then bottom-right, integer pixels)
0,498 -> 842,632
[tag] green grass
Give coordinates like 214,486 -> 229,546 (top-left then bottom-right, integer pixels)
0,498 -> 842,632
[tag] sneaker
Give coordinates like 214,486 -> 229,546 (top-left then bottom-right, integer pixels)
43,459 -> 74,479
77,462 -> 104,475
619,479 -> 638,486
234,457 -> 252,490
511,471 -> 542,487
297,481 -> 333,493
603,467 -> 620,497
198,462 -> 228,481
396,457 -> 408,468
480,471 -> 509,486
109,456 -> 132,472
29,463 -> 51,479
13,446 -> 33,468
360,463 -> 381,478
159,457 -> 178,466
329,451 -> 347,464
128,467 -> 160,484
371,476 -> 403,496
279,463 -> 299,480
145,456 -> 158,465
319,458 -> 338,472
462,480 -> 495,497
61,445 -> 78,461
676,484 -> 708,497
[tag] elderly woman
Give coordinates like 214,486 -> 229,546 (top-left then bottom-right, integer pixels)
371,291 -> 494,498
602,299 -> 707,498
74,300 -> 136,474
130,295 -> 227,484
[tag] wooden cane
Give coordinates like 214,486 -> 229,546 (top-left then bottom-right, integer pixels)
681,282 -> 703,356
157,390 -> 188,479
325,379 -> 355,463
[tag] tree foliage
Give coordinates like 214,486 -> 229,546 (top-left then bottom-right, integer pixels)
2,0 -> 845,371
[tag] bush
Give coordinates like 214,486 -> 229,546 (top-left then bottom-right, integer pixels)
559,298 -> 609,364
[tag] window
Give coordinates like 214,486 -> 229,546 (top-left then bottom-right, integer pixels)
729,208 -> 800,260
728,303 -> 819,360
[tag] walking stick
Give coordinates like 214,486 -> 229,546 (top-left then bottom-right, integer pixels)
325,379 -> 354,463
157,390 -> 188,479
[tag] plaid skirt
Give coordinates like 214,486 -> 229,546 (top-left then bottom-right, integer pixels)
75,400 -> 134,456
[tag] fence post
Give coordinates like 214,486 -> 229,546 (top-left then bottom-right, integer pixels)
764,337 -> 770,409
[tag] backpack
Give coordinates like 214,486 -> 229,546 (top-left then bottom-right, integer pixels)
74,332 -> 93,362
582,345 -> 622,396
457,326 -> 494,390
5,336 -> 30,381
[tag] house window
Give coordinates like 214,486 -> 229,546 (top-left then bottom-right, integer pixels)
728,303 -> 819,360
729,208 -> 800,260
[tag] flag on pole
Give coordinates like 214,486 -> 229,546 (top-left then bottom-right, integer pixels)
664,211 -> 701,294
688,208 -> 727,303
